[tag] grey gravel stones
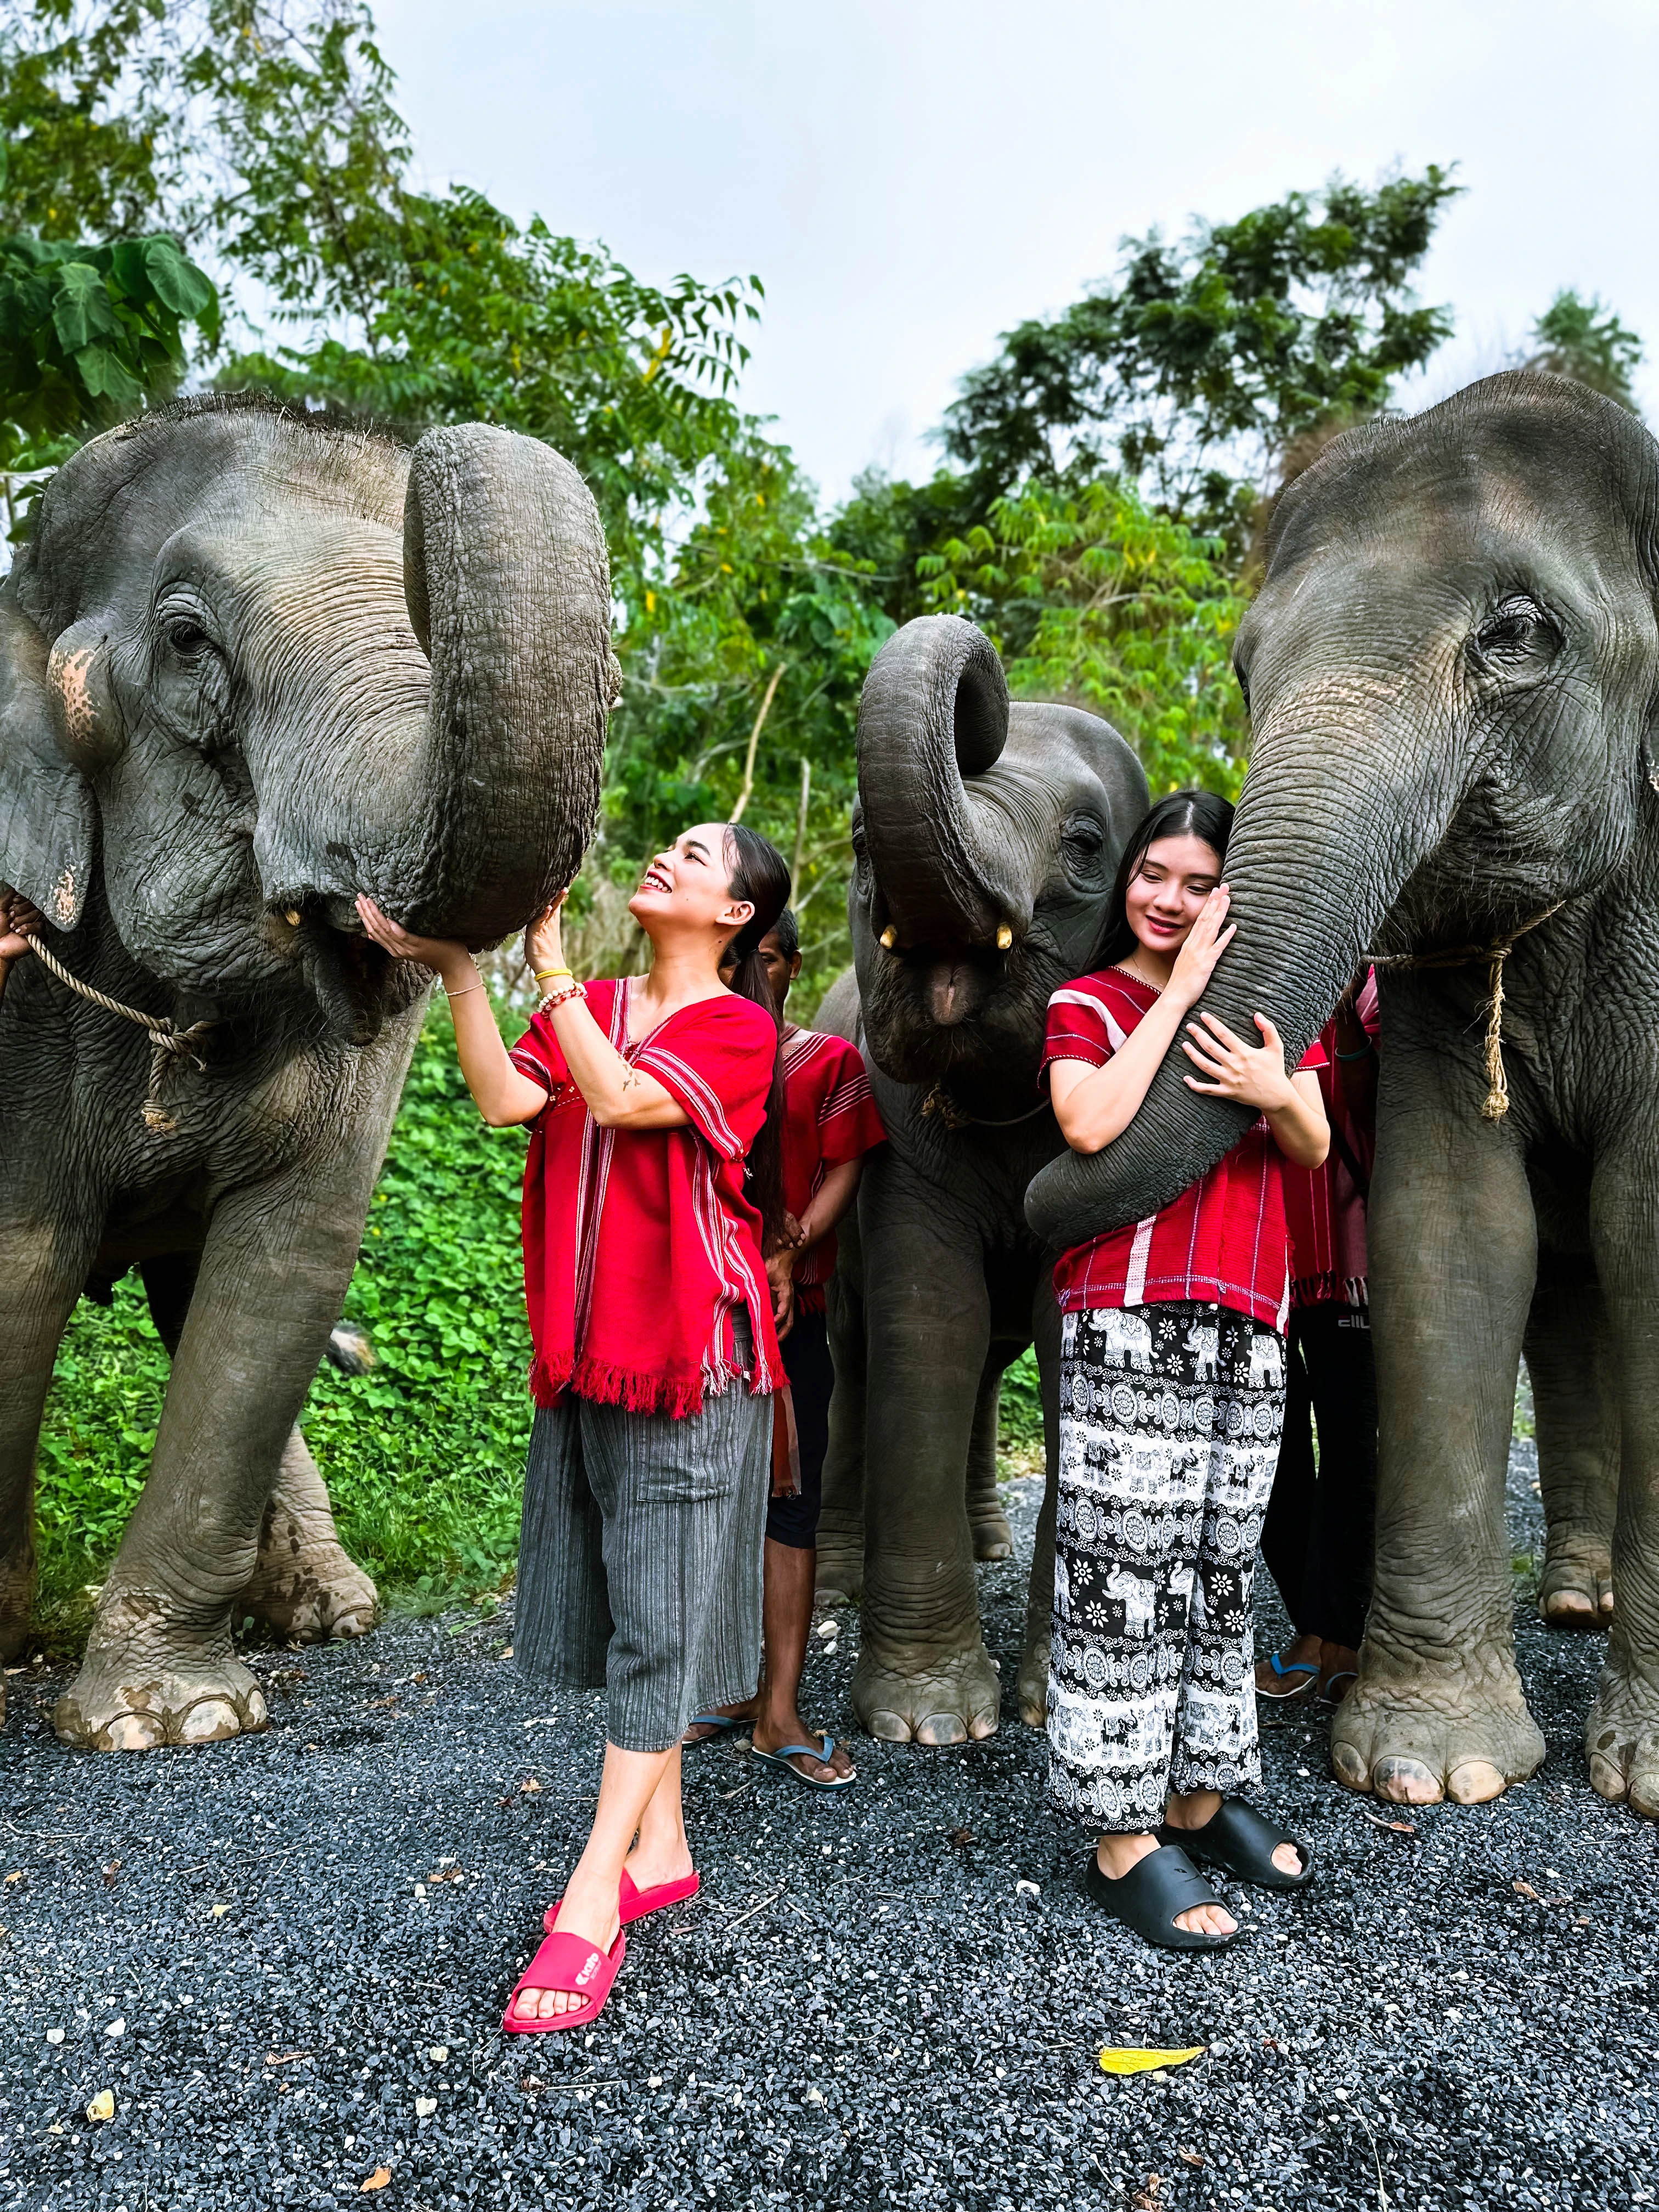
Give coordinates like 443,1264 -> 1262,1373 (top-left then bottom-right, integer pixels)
3,1431 -> 1654,2209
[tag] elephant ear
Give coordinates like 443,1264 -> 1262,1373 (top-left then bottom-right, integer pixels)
0,591 -> 94,930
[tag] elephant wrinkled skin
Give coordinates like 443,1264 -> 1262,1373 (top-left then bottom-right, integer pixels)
0,395 -> 612,1749
1027,370 -> 1659,1817
819,615 -> 1147,1743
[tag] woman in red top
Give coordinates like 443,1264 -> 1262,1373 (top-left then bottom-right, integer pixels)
687,909 -> 886,1787
1043,789 -> 1329,1953
358,820 -> 790,2034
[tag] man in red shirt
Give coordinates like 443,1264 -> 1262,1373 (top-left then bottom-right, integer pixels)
689,910 -> 885,1787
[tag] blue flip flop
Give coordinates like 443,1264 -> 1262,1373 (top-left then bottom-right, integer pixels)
1259,1652 -> 1318,1700
681,1714 -> 751,1746
751,1733 -> 855,1791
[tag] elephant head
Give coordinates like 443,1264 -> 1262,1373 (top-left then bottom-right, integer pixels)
851,615 -> 1148,1112
0,393 -> 616,1041
1026,369 -> 1659,1243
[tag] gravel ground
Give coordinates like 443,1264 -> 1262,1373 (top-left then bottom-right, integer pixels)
2,1434 -> 1656,2212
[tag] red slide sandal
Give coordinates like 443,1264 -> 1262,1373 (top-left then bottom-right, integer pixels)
501,1927 -> 626,2035
619,1867 -> 699,1922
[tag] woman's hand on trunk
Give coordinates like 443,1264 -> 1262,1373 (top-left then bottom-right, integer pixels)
1165,886 -> 1235,1012
356,896 -> 477,991
1182,1012 -> 1329,1167
525,893 -> 570,984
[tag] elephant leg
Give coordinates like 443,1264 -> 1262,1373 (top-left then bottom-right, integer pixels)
138,1252 -> 378,1643
55,1165 -> 364,1751
1525,1257 -> 1618,1628
965,1362 -> 1013,1561
1585,1147 -> 1659,1815
1331,1088 -> 1544,1807
817,1208 -> 867,1605
854,1162 -> 996,1744
1017,1281 -> 1062,1729
0,1207 -> 99,1675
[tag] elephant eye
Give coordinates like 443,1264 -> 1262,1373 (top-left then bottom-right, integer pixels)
1061,815 -> 1109,890
164,618 -> 211,657
1470,595 -> 1560,676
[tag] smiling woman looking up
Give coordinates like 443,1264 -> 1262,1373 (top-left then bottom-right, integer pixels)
359,820 -> 791,2038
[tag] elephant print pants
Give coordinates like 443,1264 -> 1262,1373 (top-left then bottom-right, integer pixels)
1047,1300 -> 1286,1832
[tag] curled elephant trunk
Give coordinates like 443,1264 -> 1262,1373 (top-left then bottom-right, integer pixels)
1024,694 -> 1458,1250
261,424 -> 616,951
857,617 -> 1031,956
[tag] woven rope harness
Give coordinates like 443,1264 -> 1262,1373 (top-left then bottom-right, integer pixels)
1365,901 -> 1564,1121
19,926 -> 217,1133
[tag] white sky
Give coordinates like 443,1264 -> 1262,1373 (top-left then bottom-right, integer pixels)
376,0 -> 1659,506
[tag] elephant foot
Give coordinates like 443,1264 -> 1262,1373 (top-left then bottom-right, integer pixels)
1330,1661 -> 1544,1806
0,1547 -> 35,1663
1585,1659 -> 1659,1817
1018,1631 -> 1049,1729
970,1506 -> 1014,1562
240,1526 -> 377,1645
814,1528 -> 864,1607
1539,1544 -> 1614,1630
852,1637 -> 1000,1744
53,1594 -> 268,1751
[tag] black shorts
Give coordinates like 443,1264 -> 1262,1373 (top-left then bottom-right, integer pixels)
767,1304 -> 833,1549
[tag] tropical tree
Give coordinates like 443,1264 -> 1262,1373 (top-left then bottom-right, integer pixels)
1522,289 -> 1643,413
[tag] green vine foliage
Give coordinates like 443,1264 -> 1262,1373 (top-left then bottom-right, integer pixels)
918,476 -> 1250,796
35,1007 -> 533,1633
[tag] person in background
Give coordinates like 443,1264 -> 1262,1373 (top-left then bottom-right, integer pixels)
1042,788 -> 1328,1952
358,821 -> 790,2036
0,888 -> 41,1005
685,910 -> 885,1788
1257,973 -> 1380,1707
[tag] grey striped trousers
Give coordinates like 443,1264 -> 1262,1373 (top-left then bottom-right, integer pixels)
514,1373 -> 771,1753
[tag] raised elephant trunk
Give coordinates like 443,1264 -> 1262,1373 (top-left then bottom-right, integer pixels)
857,617 -> 1031,954
259,423 -> 614,952
1025,679 -> 1460,1249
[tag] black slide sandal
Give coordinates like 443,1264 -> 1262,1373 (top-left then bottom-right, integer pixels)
1160,1798 -> 1314,1891
1084,1844 -> 1239,1952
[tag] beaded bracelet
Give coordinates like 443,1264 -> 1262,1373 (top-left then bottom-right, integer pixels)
539,981 -> 584,1013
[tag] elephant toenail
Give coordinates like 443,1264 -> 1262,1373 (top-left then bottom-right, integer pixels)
1447,1760 -> 1506,1804
1373,1756 -> 1443,1805
1330,1743 -> 1368,1789
867,1712 -> 910,1742
178,1699 -> 241,1743
106,1713 -> 163,1752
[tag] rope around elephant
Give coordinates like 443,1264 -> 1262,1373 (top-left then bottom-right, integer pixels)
18,925 -> 217,1134
1365,900 -> 1564,1121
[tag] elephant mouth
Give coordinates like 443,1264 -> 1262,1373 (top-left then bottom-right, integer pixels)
275,903 -> 400,1045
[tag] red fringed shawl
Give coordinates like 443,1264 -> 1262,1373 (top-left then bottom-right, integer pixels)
510,979 -> 782,1419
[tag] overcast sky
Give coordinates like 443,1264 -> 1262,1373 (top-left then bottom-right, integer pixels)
375,0 -> 1659,505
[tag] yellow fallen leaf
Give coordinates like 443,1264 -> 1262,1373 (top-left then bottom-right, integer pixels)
360,2169 -> 392,2194
1513,1879 -> 1539,1900
86,2090 -> 115,2123
1098,2045 -> 1205,2076
210,1903 -> 230,1918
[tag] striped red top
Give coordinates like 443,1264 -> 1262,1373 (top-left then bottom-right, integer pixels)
778,1026 -> 886,1312
1041,967 -> 1328,1331
510,979 -> 781,1418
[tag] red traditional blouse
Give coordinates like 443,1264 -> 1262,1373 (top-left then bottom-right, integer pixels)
1283,970 -> 1379,1311
778,1026 -> 887,1313
509,979 -> 782,1419
1041,967 -> 1329,1332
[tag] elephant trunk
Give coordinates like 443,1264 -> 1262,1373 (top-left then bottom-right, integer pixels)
1024,687 -> 1458,1248
259,424 -> 614,950
857,616 -> 1031,954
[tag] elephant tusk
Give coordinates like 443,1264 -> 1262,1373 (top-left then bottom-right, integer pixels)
284,909 -> 302,927
996,924 -> 1012,951
879,926 -> 898,951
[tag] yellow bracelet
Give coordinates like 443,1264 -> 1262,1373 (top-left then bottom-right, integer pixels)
533,966 -> 573,985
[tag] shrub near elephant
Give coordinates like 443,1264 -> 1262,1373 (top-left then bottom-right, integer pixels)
0,395 -> 613,1750
1028,369 -> 1659,1818
816,615 -> 1147,1742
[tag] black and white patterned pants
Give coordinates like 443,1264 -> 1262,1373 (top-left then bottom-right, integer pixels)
1047,1300 -> 1287,1832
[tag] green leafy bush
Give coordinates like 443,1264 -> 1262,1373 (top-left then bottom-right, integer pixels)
34,1005 -> 533,1634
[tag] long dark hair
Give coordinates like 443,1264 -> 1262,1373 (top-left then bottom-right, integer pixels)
723,823 -> 792,1251
1098,788 -> 1234,969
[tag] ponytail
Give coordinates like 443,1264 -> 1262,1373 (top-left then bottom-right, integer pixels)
723,822 -> 792,1251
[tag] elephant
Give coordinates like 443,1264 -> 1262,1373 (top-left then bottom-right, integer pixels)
1026,368 -> 1659,1816
0,392 -> 612,1750
814,614 -> 1147,1742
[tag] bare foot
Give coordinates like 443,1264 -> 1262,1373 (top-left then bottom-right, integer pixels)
1095,1831 -> 1237,1939
1318,1641 -> 1359,1703
1255,1632 -> 1321,1700
752,1707 -> 855,1784
514,1874 -> 621,2023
